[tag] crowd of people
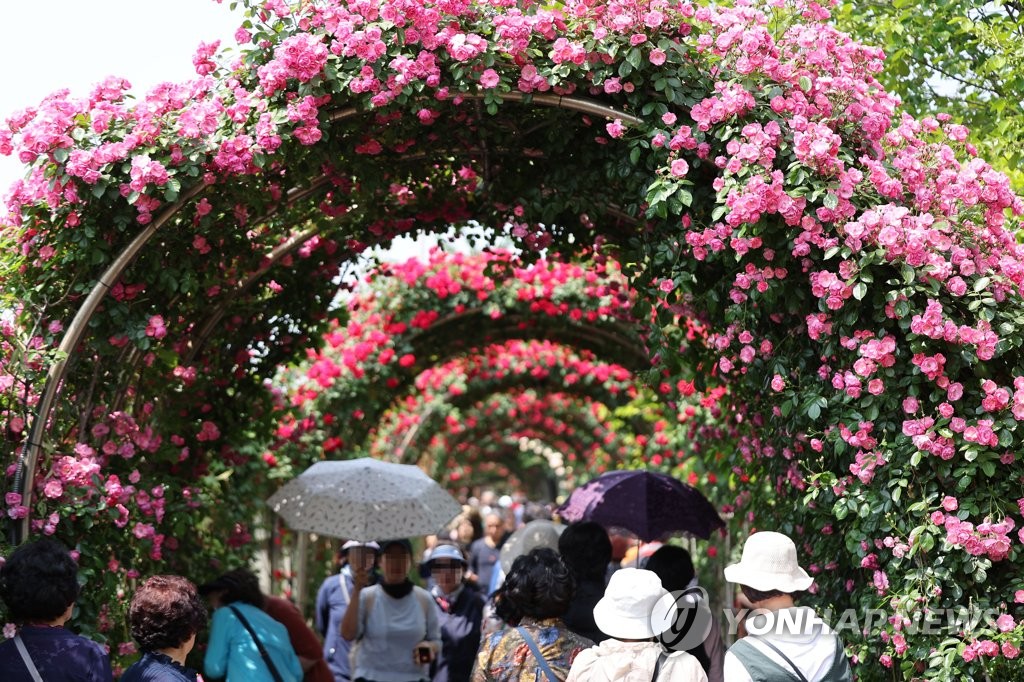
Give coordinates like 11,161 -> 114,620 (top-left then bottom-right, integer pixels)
0,493 -> 852,682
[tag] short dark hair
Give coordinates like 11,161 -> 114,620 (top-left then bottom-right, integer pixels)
644,545 -> 696,594
199,568 -> 263,607
130,575 -> 207,651
0,538 -> 80,623
494,547 -> 574,625
379,538 -> 413,556
558,522 -> 612,583
740,584 -> 786,603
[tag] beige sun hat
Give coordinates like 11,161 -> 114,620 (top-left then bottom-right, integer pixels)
723,531 -> 813,593
593,568 -> 675,640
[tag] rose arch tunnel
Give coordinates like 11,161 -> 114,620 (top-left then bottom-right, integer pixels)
2,1 -> 1023,677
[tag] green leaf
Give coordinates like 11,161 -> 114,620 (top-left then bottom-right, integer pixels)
626,47 -> 643,70
798,75 -> 812,91
852,282 -> 867,300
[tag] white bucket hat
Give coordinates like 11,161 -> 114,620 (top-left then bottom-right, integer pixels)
723,531 -> 813,593
593,568 -> 674,640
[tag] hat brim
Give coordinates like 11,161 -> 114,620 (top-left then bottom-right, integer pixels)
724,563 -> 814,593
426,547 -> 467,566
343,541 -> 380,552
593,597 -> 660,639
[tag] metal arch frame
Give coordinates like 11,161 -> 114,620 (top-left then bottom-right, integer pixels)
10,93 -> 643,543
371,347 -> 650,460
395,388 -> 631,467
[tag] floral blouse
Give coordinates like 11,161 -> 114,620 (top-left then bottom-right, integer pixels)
471,618 -> 594,682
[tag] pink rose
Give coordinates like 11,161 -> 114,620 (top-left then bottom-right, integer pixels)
480,69 -> 500,89
977,640 -> 999,657
43,480 -> 63,499
942,496 -> 958,511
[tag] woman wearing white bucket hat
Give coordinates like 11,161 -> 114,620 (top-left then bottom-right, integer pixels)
566,568 -> 707,682
723,532 -> 851,682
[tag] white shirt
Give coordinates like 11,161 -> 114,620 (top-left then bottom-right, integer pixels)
566,639 -> 708,682
723,607 -> 840,682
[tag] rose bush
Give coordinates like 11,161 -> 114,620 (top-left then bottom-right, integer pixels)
0,0 -> 1020,676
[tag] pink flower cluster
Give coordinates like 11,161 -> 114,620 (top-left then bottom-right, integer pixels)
447,32 -> 489,62
690,82 -> 757,131
910,299 -> 999,361
961,639 -> 1019,662
259,33 -> 329,95
192,40 -> 221,76
933,512 -> 1016,562
791,116 -> 843,176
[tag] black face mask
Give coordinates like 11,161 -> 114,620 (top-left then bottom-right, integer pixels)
380,579 -> 414,599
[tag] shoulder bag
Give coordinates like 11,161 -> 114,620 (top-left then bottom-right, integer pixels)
14,634 -> 44,682
515,626 -> 559,682
229,604 -> 286,682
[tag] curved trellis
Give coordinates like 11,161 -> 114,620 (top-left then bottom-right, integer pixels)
409,389 -> 631,484
270,249 -> 651,463
361,339 -> 689,471
0,0 -> 1022,676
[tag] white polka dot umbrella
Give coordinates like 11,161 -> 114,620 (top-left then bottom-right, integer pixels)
266,458 -> 462,541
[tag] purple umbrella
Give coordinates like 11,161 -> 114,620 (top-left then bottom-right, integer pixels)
556,470 -> 724,541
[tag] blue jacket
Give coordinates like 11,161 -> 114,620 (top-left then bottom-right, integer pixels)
316,567 -> 358,681
204,602 -> 303,682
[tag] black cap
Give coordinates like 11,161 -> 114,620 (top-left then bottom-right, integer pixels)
378,538 -> 413,555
